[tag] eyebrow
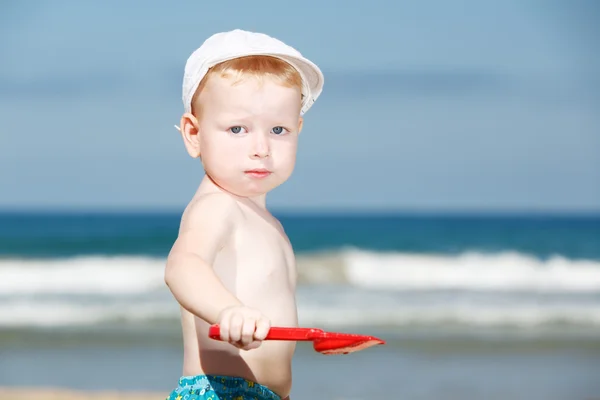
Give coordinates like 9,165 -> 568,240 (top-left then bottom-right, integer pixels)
219,110 -> 297,123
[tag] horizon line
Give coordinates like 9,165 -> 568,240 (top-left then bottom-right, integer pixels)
1,206 -> 599,218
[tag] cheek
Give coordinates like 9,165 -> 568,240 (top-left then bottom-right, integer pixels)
274,140 -> 298,172
201,135 -> 240,165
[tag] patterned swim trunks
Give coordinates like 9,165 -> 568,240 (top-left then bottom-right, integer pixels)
167,374 -> 281,400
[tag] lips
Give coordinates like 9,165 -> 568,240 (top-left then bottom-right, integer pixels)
244,169 -> 272,178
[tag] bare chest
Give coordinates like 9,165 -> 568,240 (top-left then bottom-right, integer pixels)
213,216 -> 296,293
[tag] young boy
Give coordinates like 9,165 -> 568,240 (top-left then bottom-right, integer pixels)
164,29 -> 324,400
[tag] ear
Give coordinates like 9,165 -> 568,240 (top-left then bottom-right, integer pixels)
297,116 -> 304,135
179,113 -> 201,158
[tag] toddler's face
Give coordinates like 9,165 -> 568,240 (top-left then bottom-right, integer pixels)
195,74 -> 303,198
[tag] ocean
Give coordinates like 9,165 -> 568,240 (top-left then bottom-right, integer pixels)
1,211 -> 600,399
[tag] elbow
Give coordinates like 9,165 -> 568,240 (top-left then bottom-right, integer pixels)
164,256 -> 177,289
164,268 -> 171,289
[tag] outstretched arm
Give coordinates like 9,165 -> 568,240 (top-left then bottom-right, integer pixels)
164,194 -> 243,324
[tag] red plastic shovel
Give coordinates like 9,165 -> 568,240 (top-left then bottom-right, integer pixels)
208,324 -> 385,355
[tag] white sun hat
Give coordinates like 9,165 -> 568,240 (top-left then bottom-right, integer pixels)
181,29 -> 324,116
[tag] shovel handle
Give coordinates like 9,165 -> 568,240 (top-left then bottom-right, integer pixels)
208,324 -> 323,341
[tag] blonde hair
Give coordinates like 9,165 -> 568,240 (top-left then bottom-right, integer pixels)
191,55 -> 303,116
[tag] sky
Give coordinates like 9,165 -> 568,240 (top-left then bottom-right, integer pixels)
0,0 -> 598,213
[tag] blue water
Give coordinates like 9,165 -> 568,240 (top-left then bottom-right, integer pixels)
2,211 -> 600,398
1,211 -> 599,259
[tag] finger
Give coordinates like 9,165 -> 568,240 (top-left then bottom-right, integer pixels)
228,314 -> 243,343
219,318 -> 230,342
254,317 -> 271,341
239,340 -> 261,351
241,318 -> 256,345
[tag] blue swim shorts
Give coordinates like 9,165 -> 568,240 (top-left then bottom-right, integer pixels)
167,374 -> 281,400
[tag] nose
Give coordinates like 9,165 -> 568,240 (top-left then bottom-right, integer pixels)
250,131 -> 270,159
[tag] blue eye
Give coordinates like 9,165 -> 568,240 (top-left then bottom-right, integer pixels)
272,126 -> 285,135
229,126 -> 244,134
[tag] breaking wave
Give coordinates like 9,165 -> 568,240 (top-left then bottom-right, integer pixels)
1,249 -> 599,331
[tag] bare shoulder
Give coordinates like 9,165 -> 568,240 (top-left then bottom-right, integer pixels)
272,215 -> 291,241
263,209 -> 286,233
271,214 -> 285,230
179,192 -> 244,233
169,193 -> 244,262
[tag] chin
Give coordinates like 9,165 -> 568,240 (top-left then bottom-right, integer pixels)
209,170 -> 290,197
211,179 -> 269,198
242,181 -> 281,197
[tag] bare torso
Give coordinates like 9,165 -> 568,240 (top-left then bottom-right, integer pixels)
178,196 -> 298,397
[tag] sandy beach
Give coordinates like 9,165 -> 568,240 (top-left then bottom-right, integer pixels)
0,387 -> 166,400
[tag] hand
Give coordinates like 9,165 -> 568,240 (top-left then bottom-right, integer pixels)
216,306 -> 271,350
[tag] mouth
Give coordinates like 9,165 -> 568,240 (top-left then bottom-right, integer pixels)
244,169 -> 272,178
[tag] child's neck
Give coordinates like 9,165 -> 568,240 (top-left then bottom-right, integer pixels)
198,174 -> 268,210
